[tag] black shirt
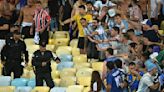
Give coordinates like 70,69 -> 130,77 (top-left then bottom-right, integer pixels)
32,50 -> 56,74
143,30 -> 160,42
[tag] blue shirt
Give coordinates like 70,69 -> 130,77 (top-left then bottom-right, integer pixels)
105,56 -> 118,63
106,69 -> 123,92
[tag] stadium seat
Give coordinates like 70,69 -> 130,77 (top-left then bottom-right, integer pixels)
15,86 -> 32,92
50,87 -> 67,92
51,70 -> 60,79
66,85 -> 84,92
77,76 -> 91,87
48,39 -> 55,45
73,54 -> 87,63
53,78 -> 61,87
56,47 -> 72,56
53,31 -> 69,39
158,30 -> 164,36
22,69 -> 35,79
91,62 -> 104,71
83,87 -> 90,92
31,86 -> 50,92
59,54 -> 72,61
0,76 -> 12,86
59,76 -> 76,87
76,68 -> 93,77
72,48 -> 80,56
74,63 -> 90,69
57,62 -> 74,71
160,20 -> 164,30
46,45 -> 55,51
0,86 -> 15,92
59,68 -> 76,78
51,62 -> 57,71
11,78 -> 28,87
27,79 -> 36,88
70,39 -> 78,48
24,38 -> 35,45
54,38 -> 70,48
27,45 -> 39,54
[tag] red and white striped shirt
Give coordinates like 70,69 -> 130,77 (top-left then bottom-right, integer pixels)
33,9 -> 51,32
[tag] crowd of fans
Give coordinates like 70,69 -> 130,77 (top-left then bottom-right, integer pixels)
0,0 -> 164,92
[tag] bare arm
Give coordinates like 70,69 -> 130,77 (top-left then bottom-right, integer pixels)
106,85 -> 111,92
149,82 -> 160,90
16,8 -> 23,25
0,24 -> 9,30
61,18 -> 74,25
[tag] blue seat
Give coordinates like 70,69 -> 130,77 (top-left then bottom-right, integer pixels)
11,78 -> 28,87
0,76 -> 11,86
27,79 -> 36,88
50,87 -> 67,92
15,86 -> 32,92
57,62 -> 74,71
59,54 -> 72,62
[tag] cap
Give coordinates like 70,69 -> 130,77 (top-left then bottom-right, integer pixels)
141,19 -> 152,26
147,63 -> 157,72
108,9 -> 116,17
39,41 -> 46,47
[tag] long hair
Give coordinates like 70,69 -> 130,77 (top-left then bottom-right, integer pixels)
90,71 -> 103,92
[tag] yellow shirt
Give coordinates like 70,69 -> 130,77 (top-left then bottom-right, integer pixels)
72,14 -> 92,37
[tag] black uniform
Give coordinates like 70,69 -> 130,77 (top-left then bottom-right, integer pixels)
1,38 -> 28,78
32,50 -> 59,88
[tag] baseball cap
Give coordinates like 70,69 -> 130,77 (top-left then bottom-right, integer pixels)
39,41 -> 46,47
141,19 -> 152,26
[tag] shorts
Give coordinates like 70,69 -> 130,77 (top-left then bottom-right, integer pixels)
78,37 -> 85,49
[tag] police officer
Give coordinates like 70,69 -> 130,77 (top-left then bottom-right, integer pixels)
32,41 -> 60,88
1,30 -> 29,78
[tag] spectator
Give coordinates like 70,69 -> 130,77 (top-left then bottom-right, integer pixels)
59,0 -> 73,31
106,61 -> 122,92
128,62 -> 143,92
138,0 -> 148,19
108,26 -> 121,52
81,18 -> 98,61
30,1 -> 51,44
137,63 -> 160,92
92,19 -> 110,60
148,0 -> 161,26
60,5 -> 93,54
117,33 -> 132,56
114,14 -> 126,33
90,71 -> 104,92
114,59 -> 128,91
128,0 -> 143,22
48,0 -> 60,32
16,0 -> 35,39
102,48 -> 118,80
141,19 -> 160,42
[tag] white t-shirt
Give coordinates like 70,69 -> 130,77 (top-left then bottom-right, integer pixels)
93,82 -> 98,91
137,73 -> 154,92
94,0 -> 116,15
